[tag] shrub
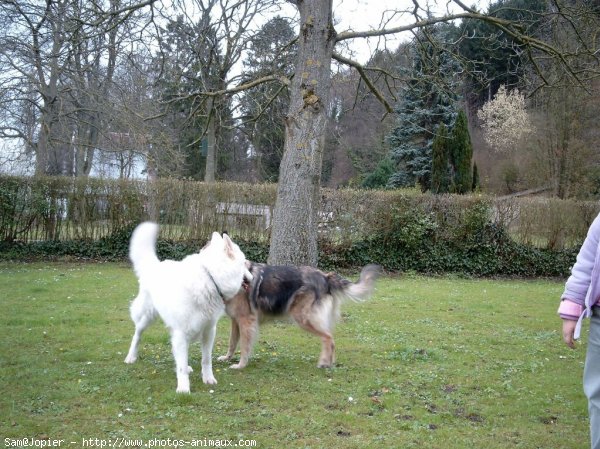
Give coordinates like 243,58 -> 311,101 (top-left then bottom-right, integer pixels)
0,175 -> 595,277
318,200 -> 577,277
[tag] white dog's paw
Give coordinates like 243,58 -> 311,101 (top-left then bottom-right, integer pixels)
124,355 -> 137,364
217,355 -> 231,362
176,378 -> 191,393
229,363 -> 245,370
202,375 -> 218,385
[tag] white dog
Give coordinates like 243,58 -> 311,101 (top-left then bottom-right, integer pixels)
124,222 -> 252,393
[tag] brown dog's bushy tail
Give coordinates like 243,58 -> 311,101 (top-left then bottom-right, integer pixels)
327,264 -> 381,303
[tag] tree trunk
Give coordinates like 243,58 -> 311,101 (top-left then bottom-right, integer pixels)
204,106 -> 217,183
74,113 -> 99,177
268,0 -> 335,267
35,117 -> 51,176
35,99 -> 61,175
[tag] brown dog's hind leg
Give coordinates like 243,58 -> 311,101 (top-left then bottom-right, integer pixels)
230,315 -> 258,369
218,318 -> 240,363
300,321 -> 335,368
289,297 -> 336,368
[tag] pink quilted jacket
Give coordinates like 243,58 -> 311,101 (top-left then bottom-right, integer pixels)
558,212 -> 600,339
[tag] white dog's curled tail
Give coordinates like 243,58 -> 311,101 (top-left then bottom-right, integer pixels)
129,222 -> 160,278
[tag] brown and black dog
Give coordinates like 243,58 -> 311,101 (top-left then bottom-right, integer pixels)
218,262 -> 380,369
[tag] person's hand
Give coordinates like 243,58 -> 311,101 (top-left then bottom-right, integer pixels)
562,319 -> 577,349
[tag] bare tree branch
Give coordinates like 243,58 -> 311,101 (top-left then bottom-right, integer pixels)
332,52 -> 394,115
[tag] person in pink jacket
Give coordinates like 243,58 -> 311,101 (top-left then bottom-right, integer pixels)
559,213 -> 600,449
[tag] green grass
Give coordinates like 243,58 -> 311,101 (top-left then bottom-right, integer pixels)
0,262 -> 588,448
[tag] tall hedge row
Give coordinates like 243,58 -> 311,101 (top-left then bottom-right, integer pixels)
0,175 -> 597,277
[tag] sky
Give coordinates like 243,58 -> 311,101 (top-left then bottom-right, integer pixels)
332,0 -> 417,61
271,0 -> 422,63
330,0 -> 491,63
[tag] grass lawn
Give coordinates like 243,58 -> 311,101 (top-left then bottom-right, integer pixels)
0,262 -> 588,449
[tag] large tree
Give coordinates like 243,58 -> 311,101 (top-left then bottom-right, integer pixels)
157,16 -> 222,179
159,0 -> 279,182
267,0 -> 336,266
239,16 -> 296,182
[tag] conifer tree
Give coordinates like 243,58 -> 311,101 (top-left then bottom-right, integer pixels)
472,162 -> 480,191
449,110 -> 473,194
362,158 -> 395,189
431,123 -> 450,194
387,25 -> 460,191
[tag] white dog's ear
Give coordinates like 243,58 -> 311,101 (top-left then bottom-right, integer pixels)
222,234 -> 235,259
210,232 -> 223,246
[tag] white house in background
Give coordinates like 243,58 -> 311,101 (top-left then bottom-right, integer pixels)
0,131 -> 148,179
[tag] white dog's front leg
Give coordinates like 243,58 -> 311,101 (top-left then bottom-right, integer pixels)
171,331 -> 191,393
201,323 -> 218,385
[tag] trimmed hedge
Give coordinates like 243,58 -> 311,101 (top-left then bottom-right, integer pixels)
0,233 -> 271,266
318,223 -> 578,277
0,175 -> 595,277
0,229 -> 577,277
0,215 -> 578,278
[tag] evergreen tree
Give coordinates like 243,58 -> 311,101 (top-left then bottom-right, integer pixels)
449,110 -> 473,194
239,17 -> 296,182
158,17 -> 222,179
431,123 -> 451,194
472,162 -> 480,191
388,24 -> 461,191
456,0 -> 546,109
361,158 -> 395,189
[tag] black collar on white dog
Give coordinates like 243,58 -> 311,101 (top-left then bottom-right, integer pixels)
204,267 -> 226,301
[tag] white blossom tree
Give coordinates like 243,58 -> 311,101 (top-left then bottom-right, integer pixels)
477,85 -> 532,153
